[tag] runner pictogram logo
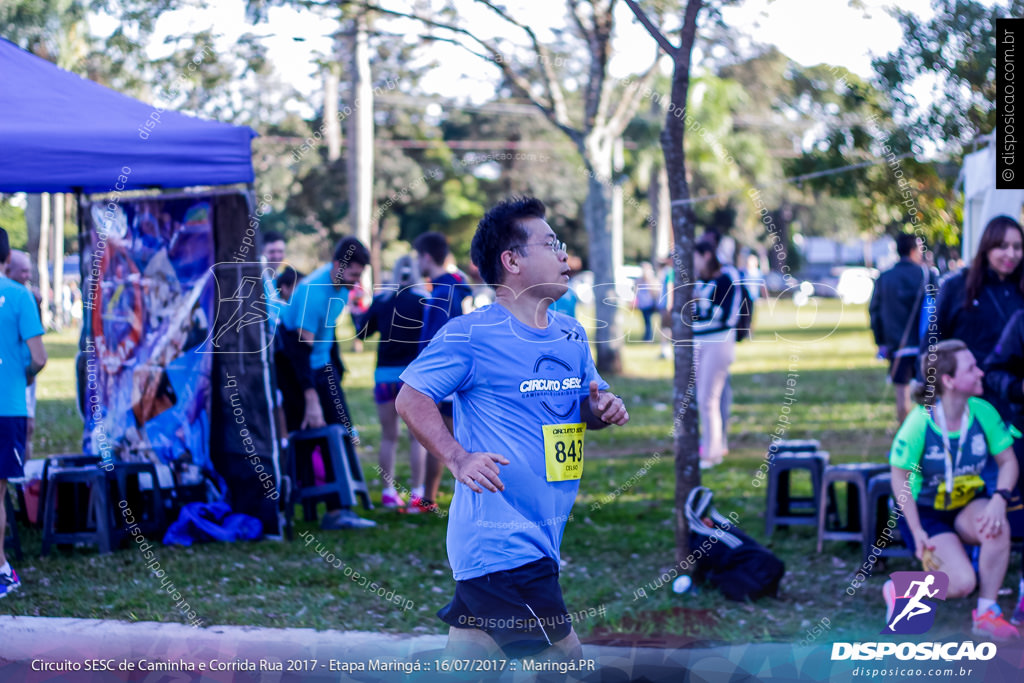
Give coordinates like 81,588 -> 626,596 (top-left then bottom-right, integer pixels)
882,571 -> 949,635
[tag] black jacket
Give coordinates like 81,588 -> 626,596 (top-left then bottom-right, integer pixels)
868,259 -> 935,353
929,267 -> 1024,364
984,309 -> 1024,429
357,286 -> 426,369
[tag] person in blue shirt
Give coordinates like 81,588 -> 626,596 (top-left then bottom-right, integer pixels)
0,227 -> 47,599
279,236 -> 375,530
412,231 -> 474,513
397,197 -> 629,661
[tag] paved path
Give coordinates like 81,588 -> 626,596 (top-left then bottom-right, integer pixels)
1,615 -> 1019,682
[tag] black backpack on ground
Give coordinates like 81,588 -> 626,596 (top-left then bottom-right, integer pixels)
685,486 -> 785,601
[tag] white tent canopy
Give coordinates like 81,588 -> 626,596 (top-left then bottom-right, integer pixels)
960,133 -> 1024,261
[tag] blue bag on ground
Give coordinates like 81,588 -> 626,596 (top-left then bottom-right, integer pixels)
685,486 -> 785,601
163,502 -> 263,546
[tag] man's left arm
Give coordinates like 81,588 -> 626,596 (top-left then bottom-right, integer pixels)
581,380 -> 628,429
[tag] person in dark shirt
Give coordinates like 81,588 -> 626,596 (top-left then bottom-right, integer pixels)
869,234 -> 937,423
412,232 -> 473,512
357,255 -> 428,509
930,215 -> 1024,413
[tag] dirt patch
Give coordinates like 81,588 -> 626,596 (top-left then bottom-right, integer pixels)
583,607 -> 721,649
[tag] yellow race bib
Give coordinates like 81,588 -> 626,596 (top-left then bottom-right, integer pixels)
933,474 -> 985,510
543,423 -> 586,482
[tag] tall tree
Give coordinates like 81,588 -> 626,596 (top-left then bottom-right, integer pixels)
873,0 -> 1024,153
362,0 -> 660,373
624,0 -> 712,565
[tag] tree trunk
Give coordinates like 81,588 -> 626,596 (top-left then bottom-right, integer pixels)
582,133 -> 622,375
25,194 -> 41,277
346,9 -> 377,281
611,137 -> 624,280
660,1 -> 704,567
323,65 -> 342,163
37,193 -> 52,329
52,193 -> 65,330
648,164 -> 671,264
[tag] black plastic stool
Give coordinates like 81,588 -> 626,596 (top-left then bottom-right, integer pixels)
764,450 -> 829,536
816,463 -> 890,553
863,472 -> 914,565
41,464 -> 112,556
107,462 -> 164,547
288,425 -> 372,523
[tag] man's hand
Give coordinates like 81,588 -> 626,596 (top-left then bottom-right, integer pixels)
301,389 -> 327,429
588,381 -> 629,426
450,451 -> 509,493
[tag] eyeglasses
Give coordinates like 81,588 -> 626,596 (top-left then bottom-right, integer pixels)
515,239 -> 567,255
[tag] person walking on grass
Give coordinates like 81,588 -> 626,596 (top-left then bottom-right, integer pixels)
870,233 -> 936,423
888,339 -> 1020,640
356,254 -> 428,509
396,197 -> 628,664
0,227 -> 47,598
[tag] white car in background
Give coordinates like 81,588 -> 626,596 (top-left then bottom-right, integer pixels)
835,267 -> 878,305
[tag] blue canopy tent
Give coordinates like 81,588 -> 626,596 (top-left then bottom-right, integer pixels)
0,37 -> 282,539
0,37 -> 256,193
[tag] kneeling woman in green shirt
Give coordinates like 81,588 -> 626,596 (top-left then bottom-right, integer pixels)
889,339 -> 1019,640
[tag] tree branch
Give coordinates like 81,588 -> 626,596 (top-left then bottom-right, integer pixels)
623,0 -> 678,56
350,2 -> 577,135
607,56 -> 660,136
567,0 -> 592,43
473,0 -> 572,129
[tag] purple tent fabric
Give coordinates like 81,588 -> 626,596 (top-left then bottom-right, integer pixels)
0,38 -> 256,193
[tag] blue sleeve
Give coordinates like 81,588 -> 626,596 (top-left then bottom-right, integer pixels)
285,280 -> 324,335
400,325 -> 474,401
576,322 -> 609,395
17,287 -> 44,342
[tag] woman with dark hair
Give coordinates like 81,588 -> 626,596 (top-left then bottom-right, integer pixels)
930,215 -> 1024,371
929,216 -> 1024,624
693,241 -> 739,469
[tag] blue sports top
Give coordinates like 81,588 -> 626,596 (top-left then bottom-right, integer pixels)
400,302 -> 608,580
0,276 -> 44,416
281,263 -> 350,371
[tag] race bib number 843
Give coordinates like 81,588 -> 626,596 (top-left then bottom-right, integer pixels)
543,423 -> 586,482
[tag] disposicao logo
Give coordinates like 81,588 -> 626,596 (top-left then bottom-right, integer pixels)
831,571 -> 996,662
883,571 -> 948,635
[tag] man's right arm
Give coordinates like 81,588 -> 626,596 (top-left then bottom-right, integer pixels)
395,385 -> 507,493
26,335 -> 46,382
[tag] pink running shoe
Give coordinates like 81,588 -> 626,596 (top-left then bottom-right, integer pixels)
973,605 -> 1020,641
381,491 -> 406,508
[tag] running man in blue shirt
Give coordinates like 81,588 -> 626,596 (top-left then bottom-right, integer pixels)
0,227 -> 47,598
397,197 -> 629,662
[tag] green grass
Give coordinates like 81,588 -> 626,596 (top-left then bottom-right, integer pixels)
3,299 -> 1016,644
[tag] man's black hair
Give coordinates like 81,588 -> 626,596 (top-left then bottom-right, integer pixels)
896,233 -> 920,258
413,232 -> 450,267
276,266 -> 301,289
471,196 -> 546,287
0,226 -> 8,265
263,230 -> 285,246
333,236 -> 370,267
